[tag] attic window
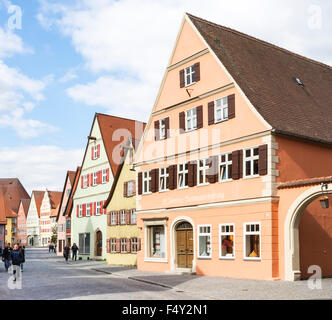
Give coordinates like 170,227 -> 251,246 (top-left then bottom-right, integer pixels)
294,77 -> 304,86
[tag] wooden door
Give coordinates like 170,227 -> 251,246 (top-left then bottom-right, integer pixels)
176,222 -> 193,268
96,231 -> 102,256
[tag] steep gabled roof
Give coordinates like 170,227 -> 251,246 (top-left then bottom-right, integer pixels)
56,170 -> 76,222
186,13 -> 332,145
47,191 -> 62,217
0,178 -> 30,214
64,166 -> 81,218
31,191 -> 45,218
84,113 -> 146,176
20,199 -> 31,217
0,188 -> 12,224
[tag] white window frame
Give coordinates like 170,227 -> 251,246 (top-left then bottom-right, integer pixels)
143,171 -> 151,194
243,147 -> 260,178
131,237 -> 138,253
219,153 -> 232,182
219,223 -> 235,260
93,145 -> 98,160
120,210 -> 126,225
83,175 -> 88,188
130,209 -> 136,224
159,167 -> 169,192
197,224 -> 212,259
78,204 -> 82,218
243,222 -> 261,261
184,65 -> 195,87
185,107 -> 197,132
197,159 -> 210,186
93,172 -> 98,186
120,238 -> 127,253
110,238 -> 116,253
96,202 -> 101,216
127,180 -> 135,197
144,220 -> 167,262
86,203 -> 91,217
214,96 -> 228,123
102,169 -> 107,183
159,118 -> 167,140
110,212 -> 117,225
177,163 -> 189,189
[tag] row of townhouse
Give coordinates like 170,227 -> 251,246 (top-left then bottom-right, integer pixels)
21,13 -> 332,281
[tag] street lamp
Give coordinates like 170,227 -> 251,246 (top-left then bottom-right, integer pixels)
319,182 -> 329,209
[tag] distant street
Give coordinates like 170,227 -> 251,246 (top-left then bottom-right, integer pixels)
0,248 -> 205,300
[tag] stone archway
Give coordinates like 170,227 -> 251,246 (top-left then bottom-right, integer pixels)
284,181 -> 332,281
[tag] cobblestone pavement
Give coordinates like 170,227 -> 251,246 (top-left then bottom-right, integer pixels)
1,248 -> 331,300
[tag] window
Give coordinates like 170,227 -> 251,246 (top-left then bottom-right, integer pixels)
219,153 -> 232,181
110,211 -> 117,225
198,225 -> 211,258
120,210 -> 126,225
197,159 -> 209,186
102,169 -> 107,183
83,175 -> 88,188
143,171 -> 151,194
86,203 -> 91,217
93,145 -> 98,160
185,108 -> 197,132
110,238 -> 117,253
78,204 -> 82,218
96,202 -> 101,215
66,220 -> 71,230
58,224 -> 63,232
244,223 -> 261,260
93,172 -> 98,186
130,209 -> 136,224
147,225 -> 166,258
159,118 -> 167,140
178,163 -> 189,189
220,224 -> 235,259
184,65 -> 195,86
244,147 -> 259,177
131,238 -> 138,253
78,233 -> 90,254
159,167 -> 169,192
214,97 -> 228,122
121,238 -> 127,253
127,180 -> 135,197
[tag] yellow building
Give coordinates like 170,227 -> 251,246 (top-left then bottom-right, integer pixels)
104,138 -> 141,266
5,214 -> 17,244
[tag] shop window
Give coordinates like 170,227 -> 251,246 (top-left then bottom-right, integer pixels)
147,225 -> 166,258
244,223 -> 260,260
220,224 -> 235,259
198,225 -> 211,258
78,233 -> 90,255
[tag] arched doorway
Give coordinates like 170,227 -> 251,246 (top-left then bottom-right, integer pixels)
175,221 -> 193,269
95,230 -> 102,257
284,181 -> 332,280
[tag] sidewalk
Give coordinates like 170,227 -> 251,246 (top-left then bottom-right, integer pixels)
92,265 -> 332,300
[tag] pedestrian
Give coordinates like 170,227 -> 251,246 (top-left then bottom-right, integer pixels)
11,244 -> 23,282
54,244 -> 57,254
19,246 -> 25,272
71,243 -> 79,261
2,243 -> 12,272
63,244 -> 70,263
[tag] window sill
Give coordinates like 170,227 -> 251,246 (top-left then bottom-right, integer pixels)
242,175 -> 260,180
197,183 -> 209,187
185,128 -> 198,133
214,118 -> 229,124
243,258 -> 261,261
184,81 -> 196,88
219,257 -> 235,260
219,179 -> 232,184
178,186 -> 189,190
198,256 -> 211,260
144,258 -> 168,263
158,189 -> 169,193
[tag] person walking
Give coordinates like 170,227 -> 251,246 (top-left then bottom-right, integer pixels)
11,244 -> 23,281
2,243 -> 12,272
71,243 -> 79,261
63,244 -> 70,263
19,246 -> 25,272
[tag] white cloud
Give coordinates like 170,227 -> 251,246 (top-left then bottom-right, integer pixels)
0,145 -> 84,194
59,69 -> 78,83
0,28 -> 32,58
38,0 -> 332,121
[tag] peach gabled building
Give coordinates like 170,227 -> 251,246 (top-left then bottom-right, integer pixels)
134,14 -> 332,281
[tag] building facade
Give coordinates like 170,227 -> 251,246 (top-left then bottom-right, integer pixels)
27,191 -> 45,246
134,14 -> 332,281
104,139 -> 141,266
56,171 -> 76,255
72,113 -> 144,260
17,199 -> 31,245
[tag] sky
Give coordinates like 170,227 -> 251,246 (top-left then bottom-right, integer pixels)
0,0 -> 331,194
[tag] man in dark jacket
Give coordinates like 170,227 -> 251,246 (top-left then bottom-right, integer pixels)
2,243 -> 12,272
11,244 -> 23,281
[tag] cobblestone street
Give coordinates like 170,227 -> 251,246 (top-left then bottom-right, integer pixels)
1,248 -> 332,300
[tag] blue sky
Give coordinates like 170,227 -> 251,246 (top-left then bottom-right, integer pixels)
0,0 -> 331,193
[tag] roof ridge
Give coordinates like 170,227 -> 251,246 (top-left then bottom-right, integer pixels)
96,112 -> 146,124
186,13 -> 332,71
